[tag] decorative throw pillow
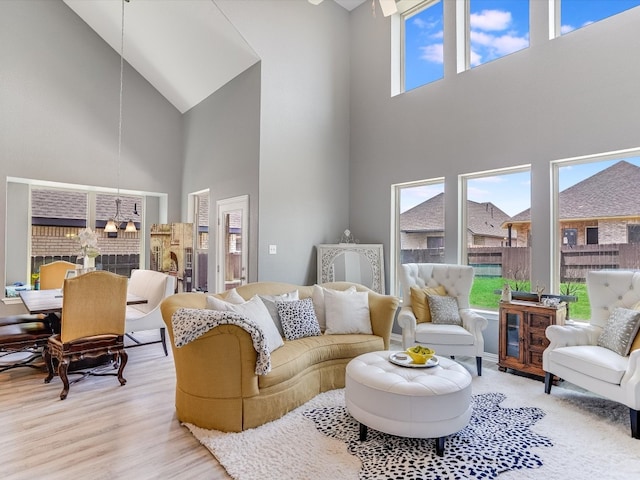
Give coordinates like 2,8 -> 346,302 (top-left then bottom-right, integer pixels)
206,294 -> 284,353
276,297 -> 322,341
312,284 -> 356,332
259,290 -> 299,337
223,288 -> 246,304
410,285 -> 447,323
427,295 -> 462,326
597,307 -> 640,356
324,289 -> 372,335
631,302 -> 640,353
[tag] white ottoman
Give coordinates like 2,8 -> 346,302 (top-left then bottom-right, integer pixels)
345,351 -> 472,456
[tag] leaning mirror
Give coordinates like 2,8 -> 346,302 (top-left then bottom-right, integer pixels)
316,244 -> 385,294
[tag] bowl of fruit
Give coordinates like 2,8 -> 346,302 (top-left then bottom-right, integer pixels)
405,345 -> 436,364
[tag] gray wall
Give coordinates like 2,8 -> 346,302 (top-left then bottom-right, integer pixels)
0,0 -> 183,286
349,1 -> 640,293
218,0 -> 352,285
182,63 -> 261,291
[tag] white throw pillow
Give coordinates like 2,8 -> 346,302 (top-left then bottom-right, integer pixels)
312,284 -> 356,332
224,288 -> 246,304
259,290 -> 299,337
324,288 -> 372,335
206,294 -> 283,353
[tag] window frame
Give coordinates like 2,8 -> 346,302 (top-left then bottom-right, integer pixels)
551,147 -> 640,295
390,177 -> 445,298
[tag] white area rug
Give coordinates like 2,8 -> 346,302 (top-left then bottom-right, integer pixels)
186,360 -> 640,480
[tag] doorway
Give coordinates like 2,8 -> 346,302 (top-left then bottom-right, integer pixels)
216,195 -> 248,291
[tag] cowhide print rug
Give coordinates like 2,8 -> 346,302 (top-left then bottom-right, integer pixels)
186,358 -> 640,480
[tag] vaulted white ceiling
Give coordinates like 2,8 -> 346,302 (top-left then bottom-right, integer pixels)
63,0 -> 367,114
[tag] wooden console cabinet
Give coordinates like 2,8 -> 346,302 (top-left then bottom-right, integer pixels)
498,300 -> 567,378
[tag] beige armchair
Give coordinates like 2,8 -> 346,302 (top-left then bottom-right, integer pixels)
543,270 -> 640,438
44,271 -> 128,400
397,263 -> 488,375
125,269 -> 176,356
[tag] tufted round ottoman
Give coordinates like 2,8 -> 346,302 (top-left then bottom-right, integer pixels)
345,351 -> 472,456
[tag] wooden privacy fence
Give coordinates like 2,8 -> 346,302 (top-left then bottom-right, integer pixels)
465,244 -> 640,283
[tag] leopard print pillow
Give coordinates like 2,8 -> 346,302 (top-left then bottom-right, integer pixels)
276,298 -> 322,341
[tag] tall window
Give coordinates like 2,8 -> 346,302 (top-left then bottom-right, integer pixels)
392,179 -> 445,296
463,168 -> 531,310
468,0 -> 529,68
402,0 -> 444,92
557,0 -> 640,37
31,187 -> 142,278
554,152 -> 640,320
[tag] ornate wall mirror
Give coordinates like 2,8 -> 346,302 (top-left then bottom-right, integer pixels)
316,244 -> 385,294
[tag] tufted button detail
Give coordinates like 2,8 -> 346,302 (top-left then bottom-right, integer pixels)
604,282 -> 609,287
619,295 -> 623,300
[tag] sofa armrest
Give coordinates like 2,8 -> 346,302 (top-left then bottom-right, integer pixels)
397,306 -> 417,349
161,293 -> 260,399
367,291 -> 400,350
545,322 -> 600,350
459,308 -> 488,337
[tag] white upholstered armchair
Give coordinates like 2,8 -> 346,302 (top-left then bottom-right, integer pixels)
543,270 -> 640,439
397,263 -> 488,375
125,270 -> 176,356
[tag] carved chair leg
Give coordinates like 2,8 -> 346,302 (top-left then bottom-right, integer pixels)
476,356 -> 482,376
58,359 -> 70,400
631,408 -> 639,439
117,349 -> 128,386
43,346 -> 55,383
544,372 -> 553,394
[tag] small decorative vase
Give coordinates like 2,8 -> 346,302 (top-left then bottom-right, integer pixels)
500,284 -> 512,303
83,256 -> 95,270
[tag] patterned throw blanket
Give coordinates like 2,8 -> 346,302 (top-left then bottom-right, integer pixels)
171,308 -> 271,375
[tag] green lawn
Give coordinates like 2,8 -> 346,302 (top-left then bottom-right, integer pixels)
470,277 -> 591,320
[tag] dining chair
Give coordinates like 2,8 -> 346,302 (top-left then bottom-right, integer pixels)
39,260 -> 77,290
43,270 -> 128,400
124,269 -> 176,356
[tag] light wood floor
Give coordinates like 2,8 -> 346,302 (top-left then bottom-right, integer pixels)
0,332 -> 231,480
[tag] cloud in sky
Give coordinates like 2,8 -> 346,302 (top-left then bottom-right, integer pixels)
420,43 -> 444,63
469,9 -> 528,65
470,9 -> 512,31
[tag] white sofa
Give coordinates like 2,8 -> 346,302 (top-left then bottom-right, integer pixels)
543,270 -> 640,439
397,263 -> 488,375
125,269 -> 176,356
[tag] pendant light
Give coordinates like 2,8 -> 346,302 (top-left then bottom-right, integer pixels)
106,0 -> 136,234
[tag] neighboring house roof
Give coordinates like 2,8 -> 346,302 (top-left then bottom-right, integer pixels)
466,200 -> 514,239
400,192 -> 444,232
400,193 -> 514,239
32,188 -> 141,223
509,160 -> 640,225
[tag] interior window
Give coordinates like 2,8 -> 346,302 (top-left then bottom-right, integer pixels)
463,168 -> 531,310
391,180 -> 445,296
468,0 -> 529,69
558,0 -> 640,37
555,154 -> 640,319
401,0 -> 444,92
31,187 -> 142,280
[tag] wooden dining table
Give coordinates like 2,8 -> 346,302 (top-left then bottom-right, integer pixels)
19,289 -> 147,315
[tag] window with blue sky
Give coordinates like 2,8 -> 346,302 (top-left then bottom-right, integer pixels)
560,0 -> 640,36
403,0 -> 444,92
469,0 -> 529,68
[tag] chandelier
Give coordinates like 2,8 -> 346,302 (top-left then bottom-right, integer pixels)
105,0 -> 136,234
